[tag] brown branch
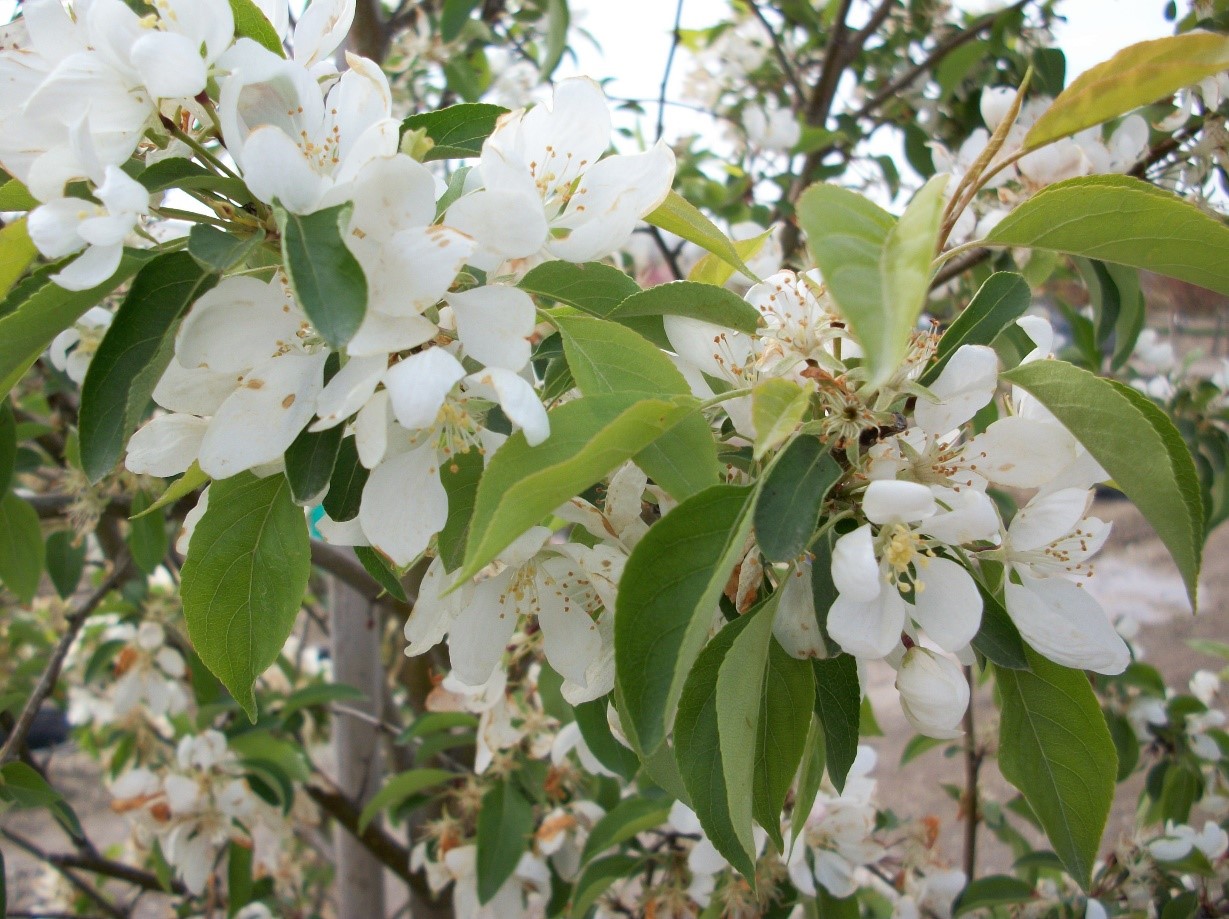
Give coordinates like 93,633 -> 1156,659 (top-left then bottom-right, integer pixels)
0,830 -> 128,919
0,559 -> 131,765
805,0 -> 853,130
747,1 -> 806,104
49,849 -> 187,896
961,666 -> 982,881
932,248 -> 992,289
656,0 -> 686,142
853,0 -> 1030,123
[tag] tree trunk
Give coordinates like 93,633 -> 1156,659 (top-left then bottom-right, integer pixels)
329,578 -> 388,919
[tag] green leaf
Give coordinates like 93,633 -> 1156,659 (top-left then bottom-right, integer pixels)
751,378 -> 811,460
275,203 -> 367,349
811,654 -> 861,792
751,638 -> 814,852
1001,359 -> 1203,608
284,422 -> 343,505
798,185 -> 900,386
357,768 -> 455,832
569,855 -> 643,918
540,0 -> 569,79
354,546 -> 409,603
0,219 -> 37,299
0,249 -> 153,398
674,612 -> 759,879
790,716 -> 826,848
476,778 -> 535,904
688,229 -> 774,287
79,252 -> 219,483
44,530 -> 85,600
555,313 -> 719,500
615,484 -> 756,753
458,394 -> 696,581
952,875 -> 1037,916
924,273 -> 1031,385
971,582 -> 1030,670
135,462 -> 209,518
984,175 -> 1229,296
278,682 -> 366,722
900,734 -> 948,765
1024,32 -> 1229,150
401,103 -> 508,160
0,762 -> 83,838
995,648 -> 1117,890
753,436 -> 840,563
0,179 -> 38,211
188,225 -> 267,272
874,174 -> 949,386
645,191 -> 759,281
608,280 -> 762,334
715,598 -> 779,864
127,492 -> 168,575
228,0 -> 285,55
0,493 -> 43,604
580,797 -> 672,865
0,399 -> 14,495
440,0 -> 482,40
181,473 -> 311,720
520,261 -> 640,318
137,159 -> 253,203
1105,711 -> 1140,781
573,696 -> 639,780
322,437 -> 367,523
437,448 -> 484,572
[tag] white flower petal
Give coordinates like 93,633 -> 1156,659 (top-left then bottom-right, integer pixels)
312,353 -> 386,429
464,368 -> 550,446
1009,488 -> 1092,552
446,186 -> 547,262
449,572 -> 519,686
359,445 -> 447,566
915,345 -> 998,436
910,557 -> 982,652
896,647 -> 969,739
831,524 -> 881,603
828,587 -> 907,660
773,564 -> 826,659
125,414 -> 208,477
384,348 -> 466,431
176,276 -> 301,374
239,125 -> 327,213
966,417 -> 1077,489
863,480 -> 936,525
131,31 -> 208,99
447,285 -> 535,371
1005,574 -> 1130,674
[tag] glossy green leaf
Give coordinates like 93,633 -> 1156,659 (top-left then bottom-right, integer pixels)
985,176 -> 1229,296
520,261 -> 640,318
541,0 -> 569,78
568,855 -> 643,918
688,230 -> 774,287
135,462 -> 209,518
1024,32 -> 1229,150
608,280 -> 762,334
440,0 -> 482,40
357,768 -> 455,832
995,648 -> 1117,890
79,252 -> 219,483
0,762 -> 83,838
754,436 -> 840,563
44,530 -> 85,600
437,448 -> 484,572
555,313 -> 719,500
0,179 -> 38,211
136,159 -> 253,203
798,184 -> 902,388
181,473 -> 311,720
459,394 -> 696,581
401,103 -> 508,160
952,875 -> 1037,917
876,174 -> 949,383
127,492 -> 168,575
0,218 -> 37,299
278,682 -> 365,722
750,636 -> 815,852
188,225 -> 267,272
284,422 -> 343,505
645,191 -> 759,281
476,779 -> 535,904
751,378 -> 811,460
580,797 -> 672,865
275,202 -> 367,349
0,250 -> 153,398
811,654 -> 861,792
228,0 -> 285,55
615,484 -> 756,753
573,696 -> 639,780
0,493 -> 43,604
674,612 -> 758,879
790,716 -> 826,849
354,546 -> 409,603
0,399 -> 13,496
924,273 -> 1031,385
1002,359 -> 1203,608
322,437 -> 367,523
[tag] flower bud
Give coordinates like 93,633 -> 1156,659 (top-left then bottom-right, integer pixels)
895,648 -> 969,739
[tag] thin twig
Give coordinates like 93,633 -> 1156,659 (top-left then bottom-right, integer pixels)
961,665 -> 982,881
0,560 -> 130,765
0,830 -> 128,919
747,1 -> 805,103
648,225 -> 685,280
656,0 -> 686,142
